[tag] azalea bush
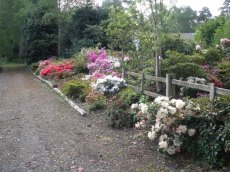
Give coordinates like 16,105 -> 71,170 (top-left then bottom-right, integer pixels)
91,75 -> 126,95
35,59 -> 52,75
40,62 -> 74,79
86,48 -> 122,80
86,49 -> 112,79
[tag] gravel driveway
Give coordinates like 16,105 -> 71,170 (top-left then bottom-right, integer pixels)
0,68 -> 195,172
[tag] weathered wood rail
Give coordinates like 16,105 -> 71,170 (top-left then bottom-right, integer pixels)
124,71 -> 230,101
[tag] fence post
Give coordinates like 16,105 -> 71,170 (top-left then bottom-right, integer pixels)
209,83 -> 215,101
166,73 -> 176,98
141,73 -> 145,93
122,66 -> 125,79
209,83 -> 215,111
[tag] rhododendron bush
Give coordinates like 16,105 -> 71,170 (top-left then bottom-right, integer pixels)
132,96 -> 200,155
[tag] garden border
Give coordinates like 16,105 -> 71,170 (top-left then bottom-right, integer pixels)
32,73 -> 87,116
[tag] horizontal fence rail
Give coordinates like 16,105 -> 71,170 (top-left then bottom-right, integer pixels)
124,70 -> 230,100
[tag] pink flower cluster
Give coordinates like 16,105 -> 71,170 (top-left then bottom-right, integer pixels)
220,38 -> 230,45
38,60 -> 51,69
86,49 -> 120,80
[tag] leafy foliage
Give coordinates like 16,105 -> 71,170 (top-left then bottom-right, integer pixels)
118,87 -> 140,106
61,79 -> 90,101
195,16 -> 226,47
203,48 -> 223,65
22,2 -> 58,63
86,90 -> 107,111
60,4 -> 108,56
162,35 -> 195,56
188,97 -> 230,168
218,60 -> 230,89
107,100 -> 134,129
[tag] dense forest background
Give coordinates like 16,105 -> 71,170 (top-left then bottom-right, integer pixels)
0,0 -> 229,63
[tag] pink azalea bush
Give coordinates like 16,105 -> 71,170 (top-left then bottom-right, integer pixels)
86,49 -> 121,80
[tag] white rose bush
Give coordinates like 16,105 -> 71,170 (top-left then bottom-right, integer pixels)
131,96 -> 200,156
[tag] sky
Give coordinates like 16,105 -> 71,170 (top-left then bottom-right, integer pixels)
95,0 -> 225,17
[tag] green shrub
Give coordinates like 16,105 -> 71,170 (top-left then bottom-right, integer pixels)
164,50 -> 191,65
61,79 -> 90,101
107,100 -> 134,129
30,62 -> 39,72
118,87 -> 140,106
162,34 -> 195,56
86,90 -> 106,111
186,97 -> 230,169
203,48 -> 223,65
73,53 -> 88,73
218,60 -> 230,89
162,62 -> 207,79
189,53 -> 206,65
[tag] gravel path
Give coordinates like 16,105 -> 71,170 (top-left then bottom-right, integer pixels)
0,69 -> 193,172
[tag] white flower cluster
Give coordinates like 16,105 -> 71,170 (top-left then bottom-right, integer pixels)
147,96 -> 199,155
107,56 -> 121,68
82,75 -> 91,81
91,75 -> 126,94
131,103 -> 149,114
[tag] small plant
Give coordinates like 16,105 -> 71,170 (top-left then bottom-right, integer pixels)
30,62 -> 39,72
118,87 -> 140,105
107,100 -> 134,129
73,53 -> 88,73
61,79 -> 90,101
86,90 -> 107,111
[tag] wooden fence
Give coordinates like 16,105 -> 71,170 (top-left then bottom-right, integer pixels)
123,71 -> 230,101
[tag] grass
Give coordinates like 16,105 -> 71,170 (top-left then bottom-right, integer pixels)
0,63 -> 26,68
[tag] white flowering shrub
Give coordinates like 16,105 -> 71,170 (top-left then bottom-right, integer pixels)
91,75 -> 127,94
132,96 -> 200,156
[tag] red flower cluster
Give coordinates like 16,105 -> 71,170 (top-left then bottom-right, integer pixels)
40,62 -> 73,78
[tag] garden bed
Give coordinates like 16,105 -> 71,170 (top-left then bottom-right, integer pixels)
31,48 -> 230,171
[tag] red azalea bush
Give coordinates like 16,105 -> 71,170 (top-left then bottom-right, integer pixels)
39,61 -> 73,79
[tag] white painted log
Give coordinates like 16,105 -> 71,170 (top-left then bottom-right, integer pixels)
33,73 -> 87,116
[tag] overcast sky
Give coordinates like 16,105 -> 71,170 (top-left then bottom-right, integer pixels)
95,0 -> 225,17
